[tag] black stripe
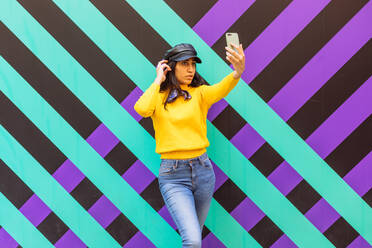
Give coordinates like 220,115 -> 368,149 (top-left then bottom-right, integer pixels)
212,105 -> 246,140
0,92 -> 66,174
286,180 -> 321,214
248,39 -> 372,177
212,0 -> 293,60
213,179 -> 246,213
287,39 -> 372,139
37,212 -> 69,244
70,177 -> 103,210
249,0 -> 369,102
104,142 -> 138,176
0,160 -> 34,209
323,217 -> 359,247
90,0 -> 170,65
140,179 -> 164,212
363,187 -> 372,208
163,0 -> 219,27
17,0 -> 136,103
0,22 -> 100,140
106,213 -> 139,246
325,115 -> 372,177
249,142 -> 284,177
248,216 -> 284,247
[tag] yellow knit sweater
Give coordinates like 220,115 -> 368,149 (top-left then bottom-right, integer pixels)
134,72 -> 240,159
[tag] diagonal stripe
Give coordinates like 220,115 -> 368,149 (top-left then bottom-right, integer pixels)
232,2 -> 370,225
269,76 -> 372,195
249,0 -> 368,102
268,4 -> 372,121
0,0 -> 255,247
121,0 -> 372,244
192,0 -> 255,46
0,2 -> 249,246
0,53 -> 179,248
271,77 -> 372,246
0,3 -> 244,248
0,228 -> 18,248
241,0 -> 331,84
0,191 -> 53,248
2,0 -> 259,246
0,120 -> 118,247
0,63 -> 122,248
50,0 -> 332,246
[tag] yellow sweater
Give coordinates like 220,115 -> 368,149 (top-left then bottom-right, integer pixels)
134,72 -> 240,159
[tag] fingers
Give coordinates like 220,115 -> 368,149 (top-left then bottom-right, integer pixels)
157,60 -> 171,71
225,45 -> 243,61
226,51 -> 239,64
157,59 -> 168,68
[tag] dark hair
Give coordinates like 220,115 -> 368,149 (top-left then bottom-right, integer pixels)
160,60 -> 207,110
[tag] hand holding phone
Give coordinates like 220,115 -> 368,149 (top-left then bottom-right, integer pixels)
225,33 -> 245,78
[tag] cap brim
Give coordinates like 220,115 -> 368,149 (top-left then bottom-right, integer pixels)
173,55 -> 202,63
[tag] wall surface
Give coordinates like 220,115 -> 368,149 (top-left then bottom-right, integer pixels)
0,0 -> 371,247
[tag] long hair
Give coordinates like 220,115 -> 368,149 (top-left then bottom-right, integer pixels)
160,61 -> 207,110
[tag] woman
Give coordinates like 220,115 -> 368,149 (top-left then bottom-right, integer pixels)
134,43 -> 245,247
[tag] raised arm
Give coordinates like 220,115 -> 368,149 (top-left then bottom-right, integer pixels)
134,60 -> 171,117
201,43 -> 245,108
201,72 -> 240,107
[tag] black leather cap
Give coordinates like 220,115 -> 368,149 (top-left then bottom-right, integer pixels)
163,43 -> 202,63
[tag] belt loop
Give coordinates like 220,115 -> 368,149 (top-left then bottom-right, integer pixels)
198,155 -> 205,167
174,160 -> 178,169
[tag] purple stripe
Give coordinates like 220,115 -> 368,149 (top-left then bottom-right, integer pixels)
0,88 -> 153,247
0,229 -> 18,248
241,0 -> 331,84
270,78 -> 372,246
192,0 -> 255,46
231,74 -> 372,238
233,0 -> 372,163
268,1 -> 372,121
207,99 -> 228,121
0,82 -> 231,247
0,86 -> 227,247
228,2 -> 372,229
344,150 -> 372,196
269,76 -> 372,195
347,235 -> 372,248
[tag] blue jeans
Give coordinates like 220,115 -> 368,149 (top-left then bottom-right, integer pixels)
158,152 -> 216,248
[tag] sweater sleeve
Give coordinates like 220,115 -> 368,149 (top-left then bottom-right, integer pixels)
134,82 -> 161,118
201,72 -> 240,108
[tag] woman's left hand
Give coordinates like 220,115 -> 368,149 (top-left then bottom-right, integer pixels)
225,43 -> 245,79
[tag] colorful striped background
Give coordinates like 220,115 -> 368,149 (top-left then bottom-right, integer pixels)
0,0 -> 371,247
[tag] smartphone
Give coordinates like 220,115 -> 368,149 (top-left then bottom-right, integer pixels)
226,32 -> 240,52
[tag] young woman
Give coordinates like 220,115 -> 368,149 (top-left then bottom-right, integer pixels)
134,43 -> 245,247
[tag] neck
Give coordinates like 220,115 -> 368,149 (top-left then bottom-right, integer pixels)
179,83 -> 190,90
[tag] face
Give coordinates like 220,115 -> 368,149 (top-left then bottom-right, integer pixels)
174,58 -> 196,85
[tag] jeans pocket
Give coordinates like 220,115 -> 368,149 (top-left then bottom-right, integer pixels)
159,163 -> 175,175
202,158 -> 213,169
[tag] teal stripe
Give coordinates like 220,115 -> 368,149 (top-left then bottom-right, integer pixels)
47,0 -> 332,247
125,0 -> 372,244
0,1 -> 259,247
0,59 -> 121,248
207,199 -> 260,248
0,191 -> 53,248
0,56 -> 179,248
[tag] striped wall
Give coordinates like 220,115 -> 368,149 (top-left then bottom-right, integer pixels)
0,0 -> 371,247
